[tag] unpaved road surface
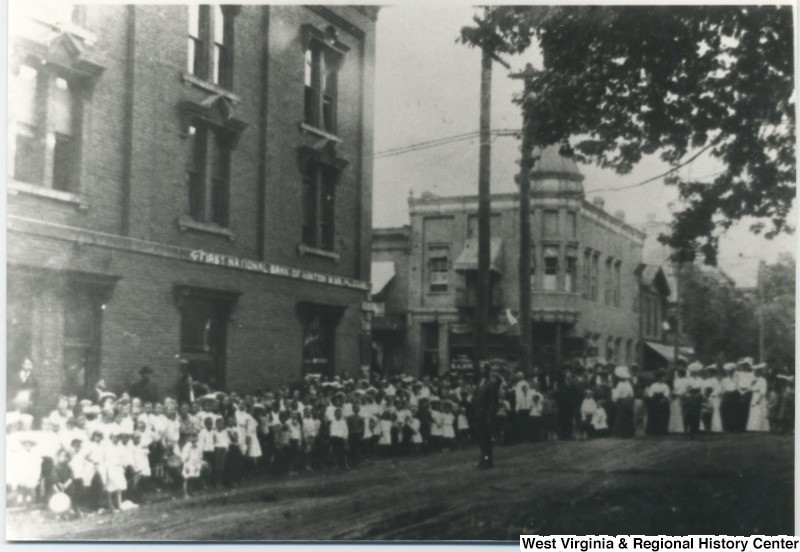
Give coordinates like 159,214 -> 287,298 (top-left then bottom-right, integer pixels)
7,433 -> 793,540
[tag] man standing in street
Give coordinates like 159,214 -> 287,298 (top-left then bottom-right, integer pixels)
472,361 -> 501,469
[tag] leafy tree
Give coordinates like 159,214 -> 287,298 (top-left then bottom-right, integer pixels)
461,6 -> 795,260
679,265 -> 757,362
760,254 -> 795,370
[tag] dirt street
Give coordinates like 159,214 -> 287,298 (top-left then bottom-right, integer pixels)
7,433 -> 794,541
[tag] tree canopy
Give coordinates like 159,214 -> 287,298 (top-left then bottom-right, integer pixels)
461,6 -> 795,261
679,255 -> 795,367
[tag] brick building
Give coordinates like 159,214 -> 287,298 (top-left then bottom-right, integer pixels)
7,4 -> 378,410
371,146 -> 670,376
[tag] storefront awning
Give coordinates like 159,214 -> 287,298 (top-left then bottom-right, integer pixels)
370,261 -> 396,296
453,238 -> 503,274
644,340 -> 694,361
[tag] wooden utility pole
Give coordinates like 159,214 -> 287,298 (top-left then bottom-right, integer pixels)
758,260 -> 765,363
475,42 -> 492,379
673,261 -> 682,367
512,64 -> 537,377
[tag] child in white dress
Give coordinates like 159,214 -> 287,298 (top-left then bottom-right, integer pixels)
181,432 -> 204,498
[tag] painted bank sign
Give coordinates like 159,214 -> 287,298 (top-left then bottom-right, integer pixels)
189,249 -> 370,292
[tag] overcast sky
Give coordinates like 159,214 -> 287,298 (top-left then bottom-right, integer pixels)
371,3 -> 796,287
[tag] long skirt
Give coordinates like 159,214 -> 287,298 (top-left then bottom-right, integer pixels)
668,396 -> 684,433
720,392 -> 738,432
746,399 -> 770,432
711,396 -> 723,433
682,395 -> 702,437
614,399 -> 635,438
646,396 -> 670,436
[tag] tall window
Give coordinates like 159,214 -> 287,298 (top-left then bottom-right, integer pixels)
301,311 -> 337,376
591,252 -> 600,301
187,5 -> 234,88
582,249 -> 591,299
181,294 -> 230,389
302,162 -> 337,251
543,246 -> 559,291
530,245 -> 537,290
566,211 -> 577,239
543,210 -> 559,236
63,284 -> 104,393
186,122 -> 232,226
428,244 -> 450,292
10,65 -> 80,192
422,322 -> 440,377
6,286 -> 34,386
614,261 -> 622,307
304,29 -> 344,134
565,247 -> 578,293
604,258 -> 613,305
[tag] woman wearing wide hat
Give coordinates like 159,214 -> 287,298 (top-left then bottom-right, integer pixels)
645,370 -> 670,436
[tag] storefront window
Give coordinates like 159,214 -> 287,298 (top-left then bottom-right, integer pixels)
422,322 -> 439,376
301,311 -> 337,376
180,295 -> 230,389
64,284 -> 104,393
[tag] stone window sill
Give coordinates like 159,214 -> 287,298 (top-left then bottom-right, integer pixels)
297,243 -> 340,261
177,216 -> 237,241
299,122 -> 343,144
181,72 -> 241,104
7,180 -> 89,211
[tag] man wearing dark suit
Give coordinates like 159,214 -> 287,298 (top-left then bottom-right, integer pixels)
472,362 -> 501,469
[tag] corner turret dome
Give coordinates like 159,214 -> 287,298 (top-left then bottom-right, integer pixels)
529,144 -> 585,196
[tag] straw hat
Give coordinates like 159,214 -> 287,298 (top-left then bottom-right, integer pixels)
688,361 -> 704,374
614,365 -> 631,380
723,362 -> 737,372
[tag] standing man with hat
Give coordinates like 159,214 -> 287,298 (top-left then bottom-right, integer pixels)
130,366 -> 159,404
472,361 -> 501,469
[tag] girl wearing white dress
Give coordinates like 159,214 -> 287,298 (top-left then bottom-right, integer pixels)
440,401 -> 456,448
746,364 -> 770,432
103,432 -> 127,511
181,433 -> 204,497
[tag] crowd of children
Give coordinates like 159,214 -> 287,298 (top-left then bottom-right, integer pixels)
5,356 -> 794,518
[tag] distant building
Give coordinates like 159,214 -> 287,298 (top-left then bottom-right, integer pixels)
7,5 -> 378,409
371,146 -> 671,376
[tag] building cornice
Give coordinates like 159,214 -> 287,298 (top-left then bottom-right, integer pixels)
8,216 -> 369,292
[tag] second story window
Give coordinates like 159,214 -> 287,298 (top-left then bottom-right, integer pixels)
614,260 -> 622,307
543,246 -> 559,291
428,244 -> 450,292
302,162 -> 337,251
591,252 -> 600,301
10,65 -> 80,193
543,210 -> 559,237
186,122 -> 232,226
604,257 -> 613,305
188,5 -> 234,89
582,249 -> 591,299
302,25 -> 348,135
565,247 -> 578,293
530,245 -> 536,290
